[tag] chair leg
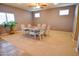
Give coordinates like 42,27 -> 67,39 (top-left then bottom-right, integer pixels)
34,35 -> 37,40
39,35 -> 42,40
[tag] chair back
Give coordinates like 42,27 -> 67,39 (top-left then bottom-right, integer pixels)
37,24 -> 41,29
41,24 -> 47,30
21,24 -> 26,33
27,24 -> 32,28
21,24 -> 26,30
46,25 -> 50,36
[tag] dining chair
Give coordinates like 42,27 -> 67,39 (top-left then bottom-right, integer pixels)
41,24 -> 47,36
21,24 -> 26,35
41,24 -> 47,29
29,29 -> 39,39
37,24 -> 41,29
46,25 -> 50,36
27,24 -> 32,28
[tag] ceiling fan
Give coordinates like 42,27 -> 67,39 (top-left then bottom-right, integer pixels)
28,3 -> 48,9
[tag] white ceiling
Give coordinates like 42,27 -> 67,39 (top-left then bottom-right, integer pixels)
3,3 -> 76,12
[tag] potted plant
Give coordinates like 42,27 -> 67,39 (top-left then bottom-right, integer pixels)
3,21 -> 17,34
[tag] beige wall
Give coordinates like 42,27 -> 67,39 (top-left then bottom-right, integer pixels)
34,5 -> 76,32
0,4 -> 76,32
0,4 -> 32,30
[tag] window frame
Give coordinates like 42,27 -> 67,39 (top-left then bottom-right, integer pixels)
59,9 -> 69,16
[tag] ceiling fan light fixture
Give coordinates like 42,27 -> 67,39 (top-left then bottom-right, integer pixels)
28,3 -> 48,11
53,3 -> 59,5
36,5 -> 40,8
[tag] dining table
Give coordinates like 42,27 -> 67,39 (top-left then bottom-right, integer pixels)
23,27 -> 45,40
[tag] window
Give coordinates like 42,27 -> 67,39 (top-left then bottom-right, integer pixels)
59,9 -> 69,16
34,13 -> 40,18
0,13 -> 6,24
7,13 -> 15,22
0,12 -> 15,24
